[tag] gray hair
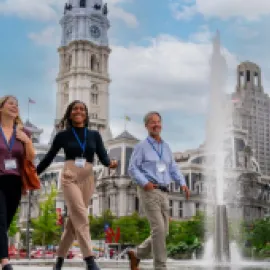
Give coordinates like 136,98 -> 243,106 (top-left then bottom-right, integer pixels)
144,111 -> 162,125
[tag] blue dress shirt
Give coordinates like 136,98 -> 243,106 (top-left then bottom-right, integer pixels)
128,136 -> 186,187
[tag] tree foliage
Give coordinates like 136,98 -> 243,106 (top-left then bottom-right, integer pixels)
112,212 -> 150,244
89,210 -> 116,240
31,186 -> 61,245
8,207 -> 20,237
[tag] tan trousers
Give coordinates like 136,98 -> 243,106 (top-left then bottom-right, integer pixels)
136,188 -> 169,270
57,161 -> 94,258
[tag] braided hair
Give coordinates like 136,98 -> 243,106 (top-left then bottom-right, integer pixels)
58,100 -> 90,130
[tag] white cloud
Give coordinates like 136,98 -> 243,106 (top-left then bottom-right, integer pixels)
40,125 -> 54,145
28,26 -> 60,46
0,0 -> 65,21
110,34 -> 238,116
108,4 -> 138,28
106,0 -> 138,28
189,25 -> 212,43
170,2 -> 197,21
110,118 -> 147,140
0,0 -> 138,27
171,0 -> 270,21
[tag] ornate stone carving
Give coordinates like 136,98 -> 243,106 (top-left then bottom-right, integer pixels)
103,3 -> 108,15
94,4 -> 102,10
64,3 -> 72,14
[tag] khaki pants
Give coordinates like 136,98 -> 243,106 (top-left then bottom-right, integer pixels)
57,161 -> 95,258
136,188 -> 169,270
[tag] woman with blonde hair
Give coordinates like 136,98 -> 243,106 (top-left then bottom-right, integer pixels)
0,95 -> 35,270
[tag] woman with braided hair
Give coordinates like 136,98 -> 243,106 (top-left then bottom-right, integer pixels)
37,100 -> 117,270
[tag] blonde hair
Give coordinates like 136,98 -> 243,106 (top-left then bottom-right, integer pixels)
0,95 -> 24,128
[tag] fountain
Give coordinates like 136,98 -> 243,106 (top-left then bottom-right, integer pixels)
203,30 -> 233,265
214,205 -> 230,262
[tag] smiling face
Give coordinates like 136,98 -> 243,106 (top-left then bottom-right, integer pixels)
0,96 -> 19,121
145,113 -> 162,138
69,102 -> 87,127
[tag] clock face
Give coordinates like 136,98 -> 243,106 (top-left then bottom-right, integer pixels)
90,25 -> 101,39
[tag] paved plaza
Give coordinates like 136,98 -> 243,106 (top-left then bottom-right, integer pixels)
10,266 -> 270,270
9,259 -> 270,270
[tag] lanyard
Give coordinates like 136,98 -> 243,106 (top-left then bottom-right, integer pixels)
147,138 -> 163,160
72,127 -> 87,156
0,125 -> 16,154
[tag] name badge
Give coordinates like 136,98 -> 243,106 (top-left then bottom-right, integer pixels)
157,161 -> 166,173
4,159 -> 17,170
75,158 -> 86,168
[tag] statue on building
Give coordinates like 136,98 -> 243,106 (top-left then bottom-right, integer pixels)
64,3 -> 72,14
80,0 -> 86,8
103,3 -> 108,15
94,4 -> 102,10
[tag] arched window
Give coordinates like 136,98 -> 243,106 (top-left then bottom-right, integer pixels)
254,72 -> 259,86
239,71 -> 245,86
91,54 -> 97,71
135,197 -> 139,212
91,84 -> 99,105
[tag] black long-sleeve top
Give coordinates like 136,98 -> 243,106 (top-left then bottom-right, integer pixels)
37,127 -> 110,175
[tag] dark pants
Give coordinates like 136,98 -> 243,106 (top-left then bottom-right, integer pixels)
0,175 -> 22,259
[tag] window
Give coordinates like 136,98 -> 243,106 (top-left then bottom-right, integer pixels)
91,84 -> 99,105
246,70 -> 250,82
196,203 -> 200,213
135,197 -> 139,212
91,54 -> 97,71
169,200 -> 173,217
178,201 -> 183,218
91,93 -> 98,104
239,71 -> 244,86
254,72 -> 259,86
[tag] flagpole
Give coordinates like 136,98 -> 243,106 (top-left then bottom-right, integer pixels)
27,99 -> 29,121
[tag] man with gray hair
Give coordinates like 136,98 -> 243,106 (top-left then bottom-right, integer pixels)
128,111 -> 189,270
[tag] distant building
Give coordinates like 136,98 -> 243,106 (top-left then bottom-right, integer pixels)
231,61 -> 270,176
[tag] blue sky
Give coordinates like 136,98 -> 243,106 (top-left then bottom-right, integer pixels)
1,0 -> 270,152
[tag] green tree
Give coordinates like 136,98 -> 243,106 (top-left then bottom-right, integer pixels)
112,212 -> 150,245
31,186 -> 61,245
89,210 -> 115,240
8,207 -> 20,237
248,217 -> 270,253
167,212 -> 204,259
167,212 -> 204,246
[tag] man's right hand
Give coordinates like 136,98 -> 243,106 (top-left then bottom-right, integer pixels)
143,182 -> 156,191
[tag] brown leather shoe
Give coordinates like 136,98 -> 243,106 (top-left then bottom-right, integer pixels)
127,250 -> 140,270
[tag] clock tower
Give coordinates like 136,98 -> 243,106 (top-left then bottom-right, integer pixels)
55,0 -> 112,138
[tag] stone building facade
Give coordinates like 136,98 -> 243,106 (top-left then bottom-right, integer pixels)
231,61 -> 270,175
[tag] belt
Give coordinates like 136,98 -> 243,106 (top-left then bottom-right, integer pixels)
154,185 -> 169,193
